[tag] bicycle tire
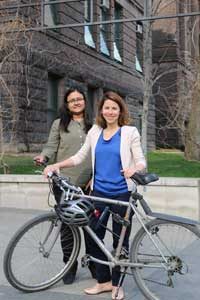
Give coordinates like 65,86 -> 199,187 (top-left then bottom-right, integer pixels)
3,211 -> 81,292
130,219 -> 200,300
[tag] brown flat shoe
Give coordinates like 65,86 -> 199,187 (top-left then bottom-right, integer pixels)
112,286 -> 125,300
84,282 -> 112,295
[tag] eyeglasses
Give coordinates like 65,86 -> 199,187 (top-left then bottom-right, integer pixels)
67,97 -> 84,104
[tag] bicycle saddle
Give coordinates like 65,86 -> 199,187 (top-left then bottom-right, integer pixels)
131,172 -> 159,185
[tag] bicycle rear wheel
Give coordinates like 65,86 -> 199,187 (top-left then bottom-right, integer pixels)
130,219 -> 200,300
4,212 -> 81,292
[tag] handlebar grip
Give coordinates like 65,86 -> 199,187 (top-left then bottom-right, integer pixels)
47,171 -> 54,178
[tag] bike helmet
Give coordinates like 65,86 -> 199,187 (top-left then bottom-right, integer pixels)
56,198 -> 94,226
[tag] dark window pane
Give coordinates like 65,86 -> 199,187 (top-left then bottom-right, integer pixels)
47,74 -> 59,128
84,0 -> 95,48
114,2 -> 123,61
100,6 -> 110,56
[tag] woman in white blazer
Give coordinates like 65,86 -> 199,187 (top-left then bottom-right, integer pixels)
44,91 -> 146,300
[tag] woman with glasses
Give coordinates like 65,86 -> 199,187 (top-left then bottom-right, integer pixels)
34,87 -> 95,284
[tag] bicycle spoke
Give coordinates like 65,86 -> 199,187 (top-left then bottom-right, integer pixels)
4,212 -> 81,292
130,219 -> 200,300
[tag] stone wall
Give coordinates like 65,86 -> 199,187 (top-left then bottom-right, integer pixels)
0,175 -> 199,221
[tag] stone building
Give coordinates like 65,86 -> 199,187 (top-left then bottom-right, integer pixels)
0,0 -> 155,153
152,0 -> 200,149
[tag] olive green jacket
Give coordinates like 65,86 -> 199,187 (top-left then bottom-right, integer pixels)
41,118 -> 92,188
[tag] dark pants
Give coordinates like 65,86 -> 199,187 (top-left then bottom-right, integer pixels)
53,183 -> 95,277
53,184 -> 76,269
85,190 -> 132,286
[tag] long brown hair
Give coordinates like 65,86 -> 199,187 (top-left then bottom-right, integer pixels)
96,91 -> 129,128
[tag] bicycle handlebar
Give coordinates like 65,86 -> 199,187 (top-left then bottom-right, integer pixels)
130,172 -> 159,185
34,159 -> 158,194
33,159 -> 82,194
47,171 -> 81,194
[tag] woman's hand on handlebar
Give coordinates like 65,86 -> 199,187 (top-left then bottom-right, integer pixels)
34,155 -> 49,166
121,163 -> 146,179
121,167 -> 137,178
43,164 -> 60,178
43,158 -> 74,178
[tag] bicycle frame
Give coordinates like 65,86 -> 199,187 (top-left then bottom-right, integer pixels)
68,182 -> 199,271
39,218 -> 62,258
52,172 -> 200,272
76,193 -> 171,270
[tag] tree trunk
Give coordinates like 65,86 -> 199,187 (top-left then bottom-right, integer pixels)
184,68 -> 200,161
142,0 -> 152,156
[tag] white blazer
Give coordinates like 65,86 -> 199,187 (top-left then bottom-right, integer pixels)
71,124 -> 146,191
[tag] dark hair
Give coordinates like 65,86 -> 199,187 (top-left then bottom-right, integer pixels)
96,91 -> 129,128
58,87 -> 92,133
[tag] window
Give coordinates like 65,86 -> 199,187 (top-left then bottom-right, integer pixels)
113,2 -> 122,62
84,0 -> 95,48
135,55 -> 142,72
135,22 -> 143,73
44,0 -> 59,27
100,4 -> 110,56
47,74 -> 59,128
87,86 -> 96,122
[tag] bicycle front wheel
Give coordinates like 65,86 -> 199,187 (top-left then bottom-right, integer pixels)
3,212 -> 81,292
130,219 -> 200,300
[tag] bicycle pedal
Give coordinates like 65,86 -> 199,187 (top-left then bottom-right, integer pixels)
81,255 -> 90,267
112,214 -> 130,227
120,248 -> 129,260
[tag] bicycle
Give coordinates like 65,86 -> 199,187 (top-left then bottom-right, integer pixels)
3,171 -> 200,300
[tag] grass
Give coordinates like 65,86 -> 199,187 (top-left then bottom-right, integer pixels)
0,155 -> 43,175
0,152 -> 200,177
147,151 -> 200,177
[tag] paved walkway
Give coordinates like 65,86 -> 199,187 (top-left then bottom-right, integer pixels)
0,208 -> 144,300
0,207 -> 200,300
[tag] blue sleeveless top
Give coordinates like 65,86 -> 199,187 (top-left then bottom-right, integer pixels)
94,129 -> 128,196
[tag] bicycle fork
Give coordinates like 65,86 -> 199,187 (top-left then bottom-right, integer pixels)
39,218 -> 61,258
